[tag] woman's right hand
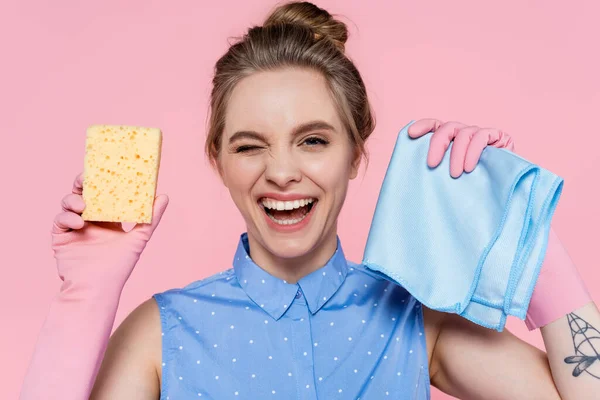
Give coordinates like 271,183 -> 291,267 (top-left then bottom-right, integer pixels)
52,172 -> 169,291
20,173 -> 168,400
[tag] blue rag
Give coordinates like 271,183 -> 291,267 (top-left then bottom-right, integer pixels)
363,121 -> 564,331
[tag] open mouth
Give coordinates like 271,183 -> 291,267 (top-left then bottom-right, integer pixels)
260,197 -> 317,225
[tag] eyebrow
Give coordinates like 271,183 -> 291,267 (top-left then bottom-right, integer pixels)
228,121 -> 336,144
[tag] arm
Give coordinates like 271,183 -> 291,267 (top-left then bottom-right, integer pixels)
542,302 -> 599,399
426,308 -> 561,400
428,302 -> 599,400
524,226 -> 599,399
427,226 -> 599,400
89,298 -> 162,399
408,119 -> 598,397
20,173 -> 169,400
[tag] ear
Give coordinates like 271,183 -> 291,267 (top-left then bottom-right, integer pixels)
213,158 -> 228,188
350,148 -> 361,180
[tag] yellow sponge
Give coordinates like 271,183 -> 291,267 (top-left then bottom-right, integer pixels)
81,125 -> 162,223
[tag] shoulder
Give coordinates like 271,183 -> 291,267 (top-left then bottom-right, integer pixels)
153,268 -> 237,302
111,297 -> 162,351
351,261 -> 447,376
348,261 -> 416,301
346,260 -> 396,284
93,296 -> 163,393
109,270 -> 235,368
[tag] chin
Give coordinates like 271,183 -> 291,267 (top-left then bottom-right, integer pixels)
249,220 -> 328,262
265,234 -> 317,259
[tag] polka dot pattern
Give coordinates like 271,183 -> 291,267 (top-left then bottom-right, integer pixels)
153,234 -> 429,398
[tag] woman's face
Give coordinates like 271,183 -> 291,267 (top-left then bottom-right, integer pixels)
219,68 -> 359,262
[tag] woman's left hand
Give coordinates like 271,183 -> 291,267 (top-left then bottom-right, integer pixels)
407,118 -> 515,178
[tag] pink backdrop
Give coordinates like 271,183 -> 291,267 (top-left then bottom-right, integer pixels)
3,1 -> 599,398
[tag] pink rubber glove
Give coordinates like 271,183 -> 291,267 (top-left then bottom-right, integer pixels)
407,118 -> 515,178
525,226 -> 592,330
20,172 -> 169,400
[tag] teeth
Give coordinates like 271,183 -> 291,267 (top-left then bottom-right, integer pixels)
266,211 -> 309,225
261,198 -> 315,211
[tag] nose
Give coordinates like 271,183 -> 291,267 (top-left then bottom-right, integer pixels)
264,150 -> 302,188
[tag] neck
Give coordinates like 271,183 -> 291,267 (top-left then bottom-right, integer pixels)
246,227 -> 338,284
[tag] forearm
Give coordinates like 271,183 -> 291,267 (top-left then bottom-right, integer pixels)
20,281 -> 122,400
541,301 -> 599,400
525,226 -> 598,400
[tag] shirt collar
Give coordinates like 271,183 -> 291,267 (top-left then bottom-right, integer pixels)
233,233 -> 349,320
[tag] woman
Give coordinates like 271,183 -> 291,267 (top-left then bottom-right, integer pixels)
21,2 -> 598,399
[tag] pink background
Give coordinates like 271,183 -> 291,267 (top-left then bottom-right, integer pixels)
3,0 -> 599,398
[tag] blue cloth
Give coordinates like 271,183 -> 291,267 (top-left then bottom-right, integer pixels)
153,233 -> 430,399
363,121 -> 564,332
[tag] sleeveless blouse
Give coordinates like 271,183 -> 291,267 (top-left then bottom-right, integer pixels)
153,233 -> 430,399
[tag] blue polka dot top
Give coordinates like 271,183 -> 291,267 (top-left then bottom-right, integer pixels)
153,233 -> 430,399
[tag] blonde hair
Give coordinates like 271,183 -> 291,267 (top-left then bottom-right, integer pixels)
205,1 -> 375,167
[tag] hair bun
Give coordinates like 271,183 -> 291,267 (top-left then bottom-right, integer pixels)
264,1 -> 348,51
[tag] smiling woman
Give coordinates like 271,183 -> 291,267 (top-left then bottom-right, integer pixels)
20,1 -> 599,400
218,68 -> 364,274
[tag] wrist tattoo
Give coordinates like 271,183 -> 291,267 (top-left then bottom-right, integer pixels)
564,312 -> 600,379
